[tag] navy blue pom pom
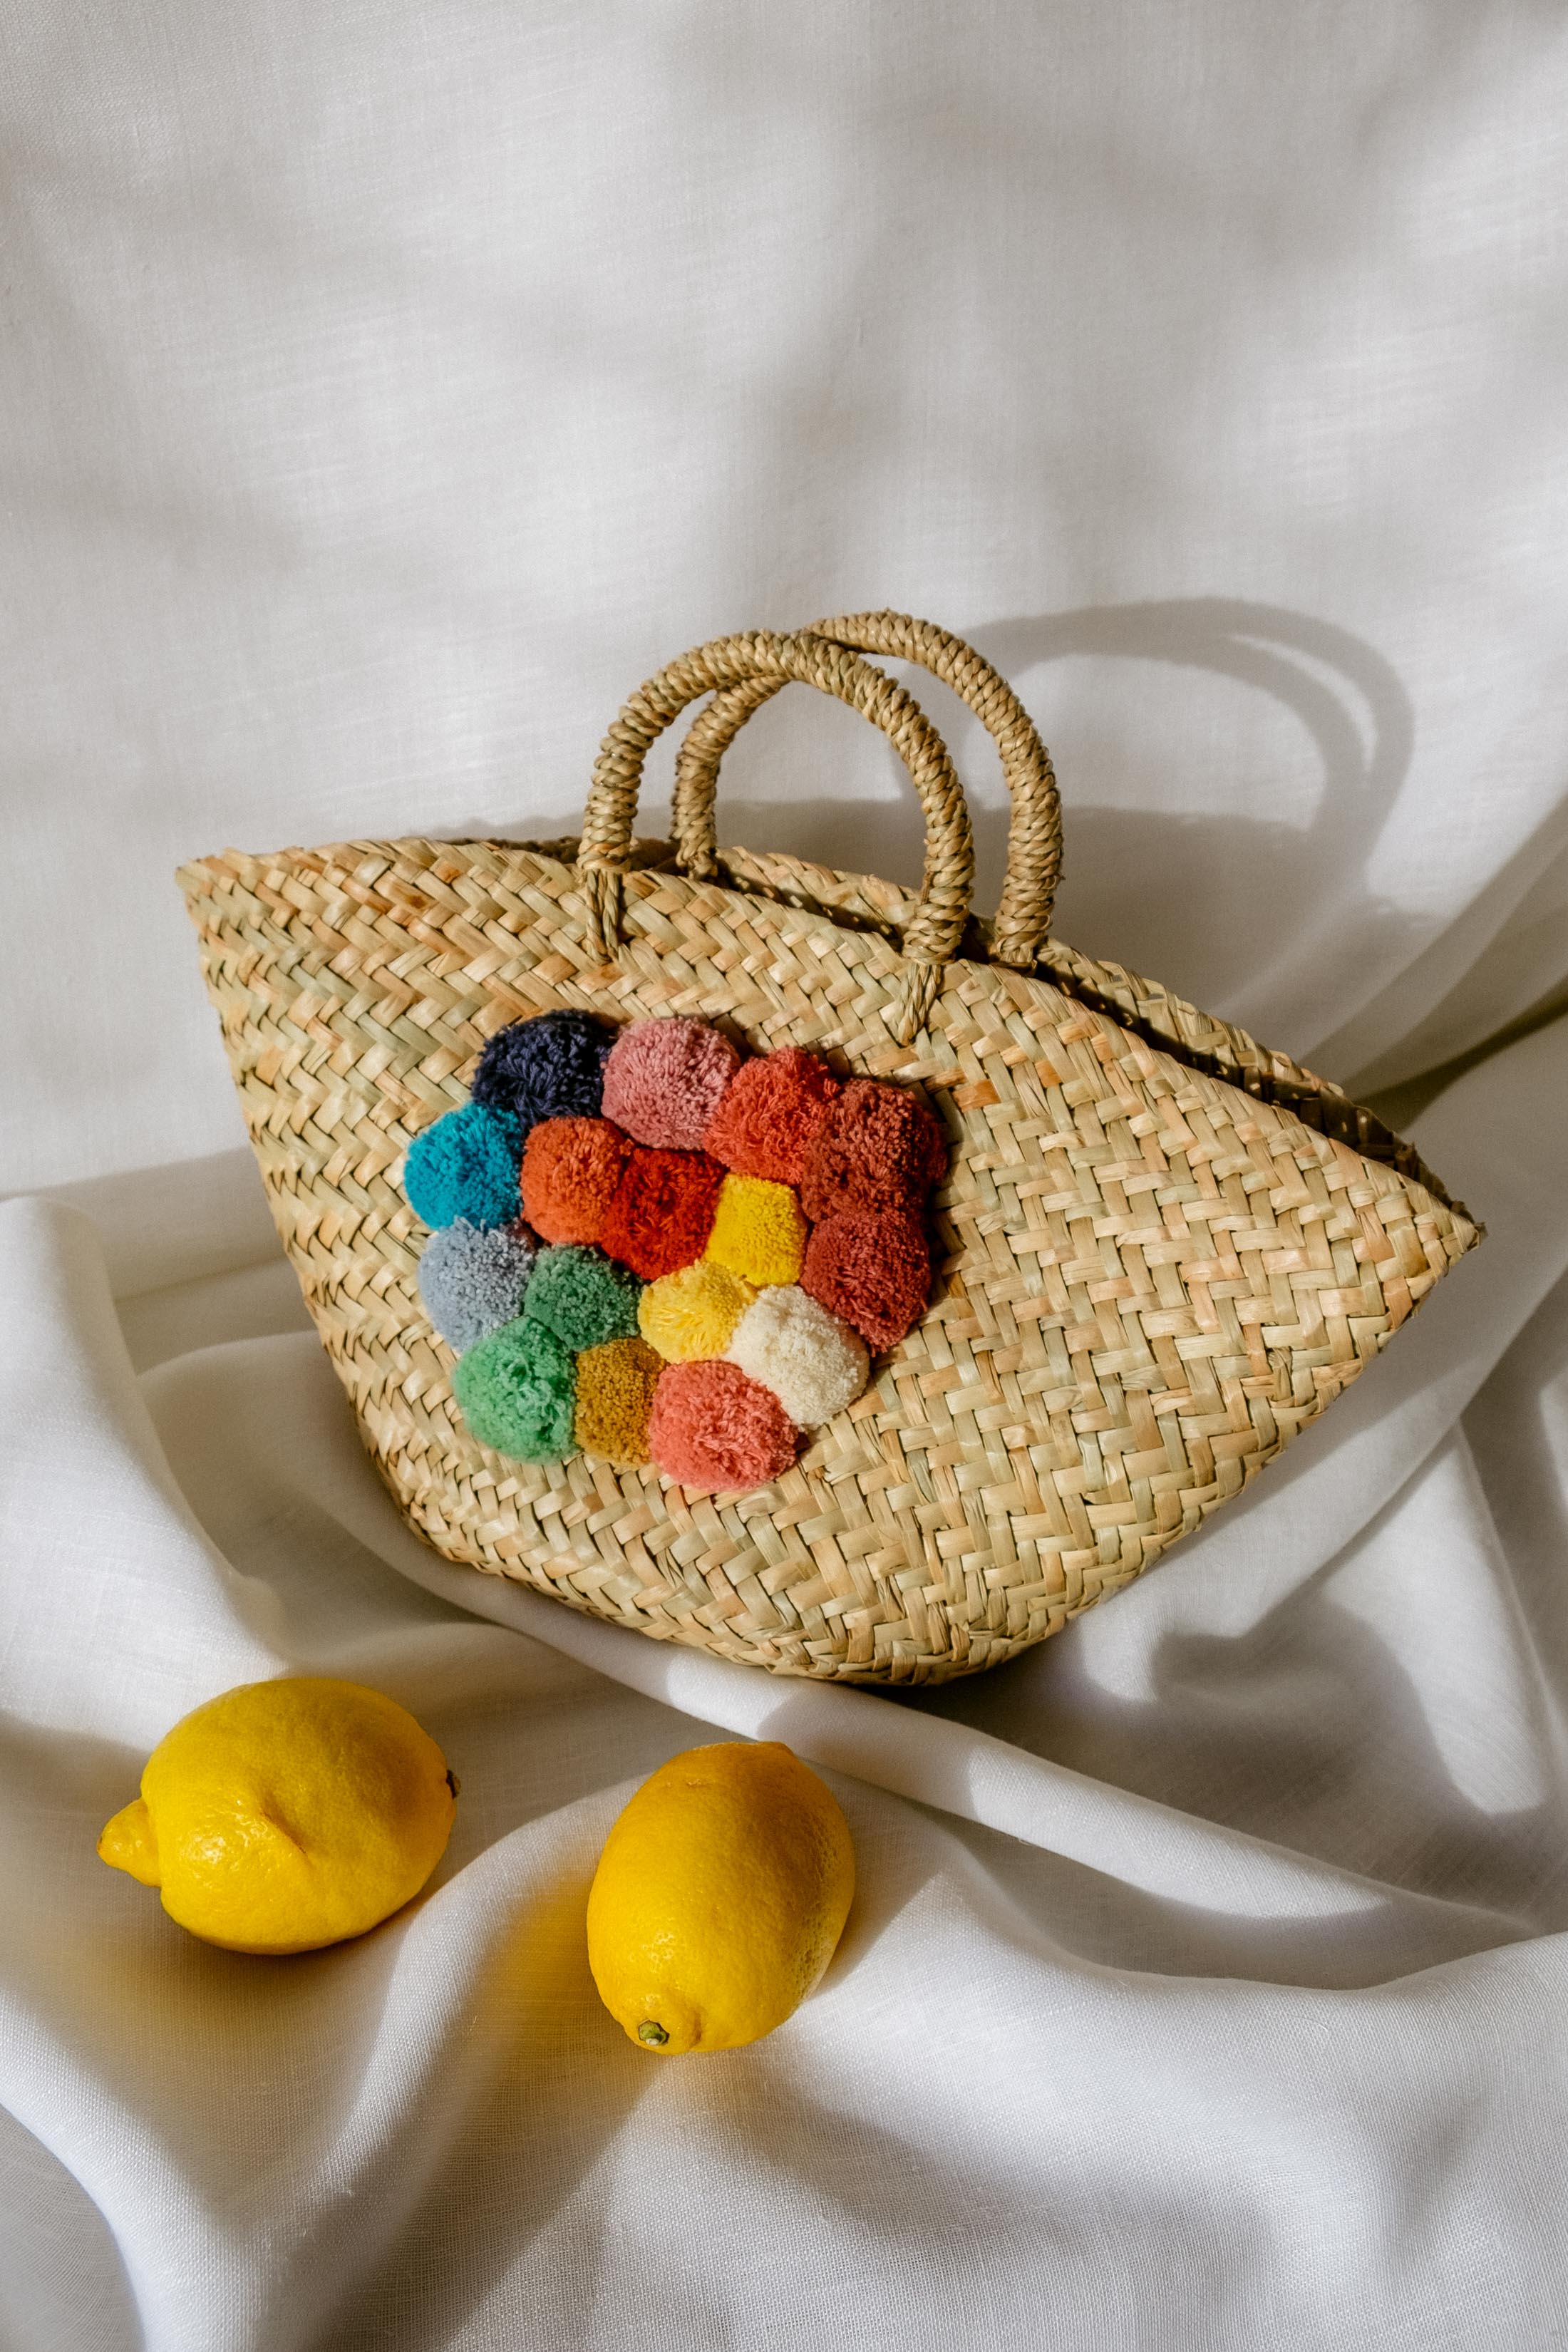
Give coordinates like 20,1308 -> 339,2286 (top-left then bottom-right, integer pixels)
404,1101 -> 523,1229
470,1011 -> 612,1127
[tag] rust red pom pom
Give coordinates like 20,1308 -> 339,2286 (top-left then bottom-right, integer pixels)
801,1209 -> 933,1350
798,1079 -> 947,1222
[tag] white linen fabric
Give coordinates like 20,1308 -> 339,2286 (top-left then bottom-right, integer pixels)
1,3 -> 1566,2346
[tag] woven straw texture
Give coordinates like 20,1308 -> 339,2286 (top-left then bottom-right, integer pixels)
177,618 -> 1480,1685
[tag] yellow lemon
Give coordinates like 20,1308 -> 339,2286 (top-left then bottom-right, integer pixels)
97,1677 -> 457,1954
586,1740 -> 854,2054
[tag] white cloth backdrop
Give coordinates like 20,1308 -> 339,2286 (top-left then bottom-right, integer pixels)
2,4 -> 1567,2345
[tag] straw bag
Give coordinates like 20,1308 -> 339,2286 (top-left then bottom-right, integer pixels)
179,613 -> 1480,1684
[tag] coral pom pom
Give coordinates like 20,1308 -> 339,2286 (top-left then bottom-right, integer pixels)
638,1260 -> 755,1363
798,1080 -> 947,1222
703,1172 -> 808,1289
521,1117 -> 631,1246
726,1285 -> 869,1428
574,1335 -> 664,1468
599,1147 -> 724,1280
453,1316 -> 575,1461
703,1048 -> 840,1184
405,1102 -> 523,1230
601,1018 -> 741,1151
801,1211 -> 932,1350
522,1244 -> 642,1352
471,1011 -> 612,1128
647,1358 -> 799,1492
417,1219 -> 535,1353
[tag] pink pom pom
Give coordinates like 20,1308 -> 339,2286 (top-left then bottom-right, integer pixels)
601,1018 -> 741,1152
646,1358 -> 799,1492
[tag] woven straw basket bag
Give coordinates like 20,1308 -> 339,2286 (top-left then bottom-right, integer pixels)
180,613 -> 1480,1685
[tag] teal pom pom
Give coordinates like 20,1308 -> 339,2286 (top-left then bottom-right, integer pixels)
405,1102 -> 523,1229
522,1244 -> 641,1351
453,1316 -> 575,1460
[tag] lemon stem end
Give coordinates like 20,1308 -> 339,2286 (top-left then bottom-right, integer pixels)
98,1797 -> 161,1886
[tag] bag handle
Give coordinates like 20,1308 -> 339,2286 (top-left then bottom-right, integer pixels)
671,610 -> 1062,968
578,630 -> 975,1042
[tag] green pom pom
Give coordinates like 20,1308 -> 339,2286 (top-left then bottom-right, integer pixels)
452,1316 -> 576,1461
523,1244 -> 642,1351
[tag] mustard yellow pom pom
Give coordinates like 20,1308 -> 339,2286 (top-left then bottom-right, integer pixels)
638,1260 -> 755,1363
574,1335 -> 664,1468
704,1172 -> 808,1289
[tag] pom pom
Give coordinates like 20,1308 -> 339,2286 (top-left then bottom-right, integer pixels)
599,1147 -> 724,1281
404,1102 -> 523,1230
703,1172 -> 807,1290
601,1018 -> 741,1151
638,1260 -> 755,1363
417,1218 -> 535,1353
520,1117 -> 631,1246
522,1244 -> 642,1352
471,1011 -> 612,1127
798,1080 -> 947,1222
574,1335 -> 664,1468
453,1315 -> 575,1461
647,1358 -> 799,1493
801,1211 -> 932,1350
703,1048 -> 840,1183
726,1285 -> 869,1428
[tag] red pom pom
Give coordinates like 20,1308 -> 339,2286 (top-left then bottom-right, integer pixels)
800,1210 -> 932,1349
599,1147 -> 724,1280
647,1358 -> 799,1492
798,1080 -> 947,1222
703,1048 -> 840,1183
520,1118 -> 630,1246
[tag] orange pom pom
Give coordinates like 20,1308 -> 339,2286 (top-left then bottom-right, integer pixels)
703,1048 -> 840,1184
520,1118 -> 631,1246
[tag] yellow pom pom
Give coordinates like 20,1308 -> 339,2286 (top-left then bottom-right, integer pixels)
704,1172 -> 808,1290
639,1260 -> 755,1363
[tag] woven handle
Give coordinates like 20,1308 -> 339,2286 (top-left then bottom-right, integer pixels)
579,630 -> 975,1041
671,611 -> 1062,968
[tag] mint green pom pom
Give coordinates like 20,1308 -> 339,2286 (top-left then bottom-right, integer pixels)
452,1316 -> 575,1461
522,1244 -> 641,1351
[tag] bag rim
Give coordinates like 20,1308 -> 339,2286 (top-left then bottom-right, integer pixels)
384,826 -> 1475,1229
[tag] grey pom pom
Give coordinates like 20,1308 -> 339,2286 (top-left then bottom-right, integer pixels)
417,1219 -> 536,1353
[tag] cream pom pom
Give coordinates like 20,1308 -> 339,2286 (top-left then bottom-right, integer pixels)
725,1285 -> 870,1429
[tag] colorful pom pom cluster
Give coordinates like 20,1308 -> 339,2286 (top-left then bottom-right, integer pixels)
406,1011 -> 945,1495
